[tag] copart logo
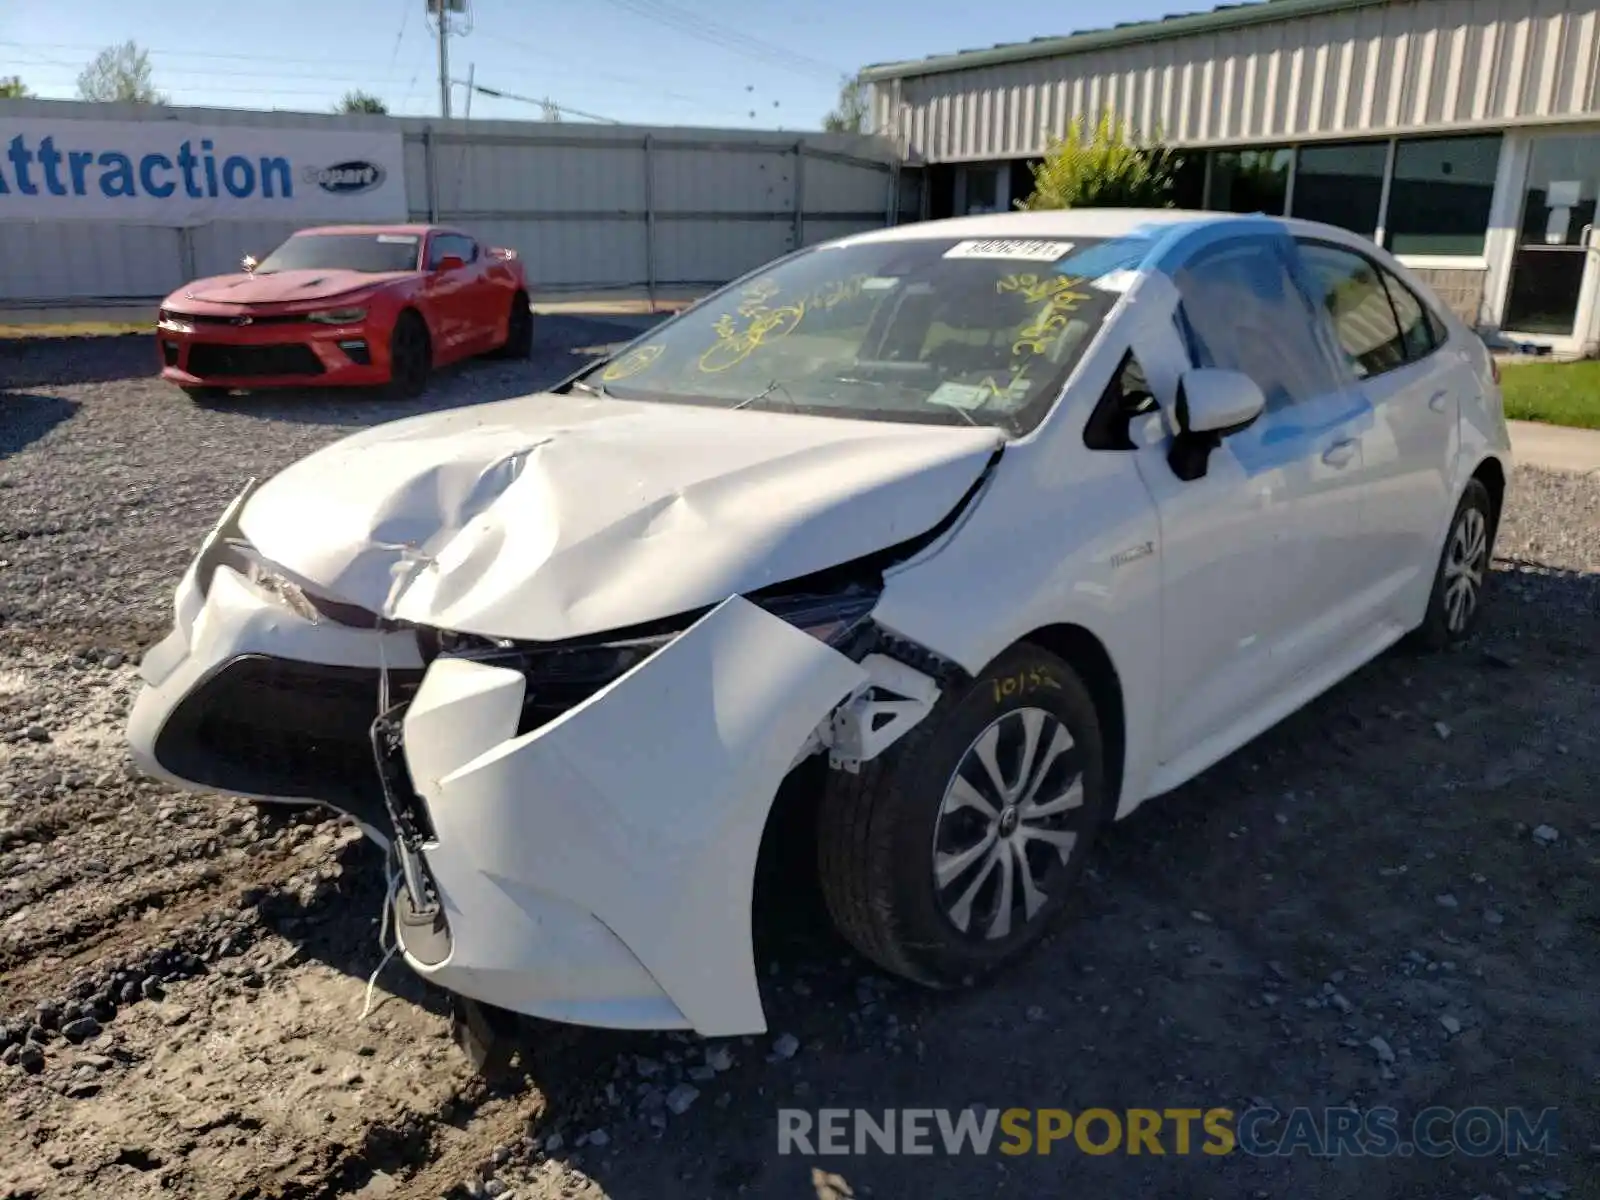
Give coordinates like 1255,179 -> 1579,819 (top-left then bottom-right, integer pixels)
303,161 -> 386,195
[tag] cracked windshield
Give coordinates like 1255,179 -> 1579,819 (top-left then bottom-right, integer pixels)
579,236 -> 1138,434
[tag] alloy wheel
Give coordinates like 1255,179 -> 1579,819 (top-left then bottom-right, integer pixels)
930,707 -> 1086,941
1443,505 -> 1488,634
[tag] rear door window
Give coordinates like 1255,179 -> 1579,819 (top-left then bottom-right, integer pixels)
1298,242 -> 1408,379
1380,270 -> 1439,362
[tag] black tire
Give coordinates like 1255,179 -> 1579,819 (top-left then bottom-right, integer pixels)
817,643 -> 1111,988
180,385 -> 229,403
384,311 -> 432,398
1412,478 -> 1495,651
493,293 -> 533,359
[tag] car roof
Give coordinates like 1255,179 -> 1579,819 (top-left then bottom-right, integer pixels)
838,208 -> 1218,246
291,223 -> 454,238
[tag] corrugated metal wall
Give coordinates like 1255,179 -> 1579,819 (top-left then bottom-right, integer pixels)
875,0 -> 1600,162
0,99 -> 898,309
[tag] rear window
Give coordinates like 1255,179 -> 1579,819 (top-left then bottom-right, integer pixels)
575,235 -> 1152,435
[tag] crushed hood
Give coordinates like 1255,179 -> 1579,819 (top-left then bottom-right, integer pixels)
176,269 -> 410,307
237,393 -> 1003,642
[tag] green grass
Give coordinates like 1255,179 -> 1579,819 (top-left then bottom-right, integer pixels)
1498,359 -> 1600,430
0,321 -> 149,339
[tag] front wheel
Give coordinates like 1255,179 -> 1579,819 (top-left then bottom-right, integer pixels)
493,293 -> 533,360
817,644 -> 1111,988
384,312 -> 432,399
1412,478 -> 1495,650
179,385 -> 229,403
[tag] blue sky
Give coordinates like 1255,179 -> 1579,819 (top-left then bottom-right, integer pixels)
3,0 -> 1192,128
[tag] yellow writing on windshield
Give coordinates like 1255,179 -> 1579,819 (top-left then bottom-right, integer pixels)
697,274 -> 870,374
601,343 -> 663,382
997,273 -> 1092,358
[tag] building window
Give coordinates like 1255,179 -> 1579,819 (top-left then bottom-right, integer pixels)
1384,134 -> 1501,257
1291,141 -> 1388,238
957,165 -> 1006,215
1168,151 -> 1206,210
1206,148 -> 1292,216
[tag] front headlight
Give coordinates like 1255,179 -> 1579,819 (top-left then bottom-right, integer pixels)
158,309 -> 195,333
307,307 -> 368,325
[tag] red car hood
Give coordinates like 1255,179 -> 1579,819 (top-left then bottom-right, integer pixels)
173,269 -> 413,307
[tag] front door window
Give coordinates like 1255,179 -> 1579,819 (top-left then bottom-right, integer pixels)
1504,134 -> 1600,337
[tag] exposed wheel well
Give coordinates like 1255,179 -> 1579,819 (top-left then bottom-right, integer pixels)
1019,624 -> 1126,817
1472,456 -> 1506,544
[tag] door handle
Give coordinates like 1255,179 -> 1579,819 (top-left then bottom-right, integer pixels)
1322,438 -> 1358,468
1428,389 -> 1450,412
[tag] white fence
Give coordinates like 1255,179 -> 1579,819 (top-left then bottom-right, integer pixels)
0,98 -> 905,315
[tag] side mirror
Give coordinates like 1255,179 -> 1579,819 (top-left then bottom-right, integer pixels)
1177,368 -> 1266,435
240,255 -> 258,273
1168,368 -> 1266,482
436,255 -> 466,273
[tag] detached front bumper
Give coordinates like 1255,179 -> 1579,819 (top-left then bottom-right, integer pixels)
128,515 -> 870,1034
392,597 -> 866,1035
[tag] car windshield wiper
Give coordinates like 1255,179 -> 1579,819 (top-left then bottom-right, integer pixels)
569,377 -> 609,398
731,379 -> 798,412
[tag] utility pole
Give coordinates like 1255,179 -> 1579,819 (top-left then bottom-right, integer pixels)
463,63 -> 474,119
435,0 -> 451,119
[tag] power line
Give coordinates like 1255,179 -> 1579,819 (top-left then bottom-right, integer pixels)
591,0 -> 845,81
387,0 -> 413,75
471,28 -> 734,108
14,61 -> 434,85
0,39 -> 412,69
469,83 -> 620,124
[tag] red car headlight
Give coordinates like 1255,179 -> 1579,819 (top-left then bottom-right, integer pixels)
158,309 -> 195,333
306,306 -> 368,325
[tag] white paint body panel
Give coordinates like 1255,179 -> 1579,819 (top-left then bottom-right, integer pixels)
398,597 -> 864,1034
126,210 -> 1513,1033
238,393 -> 1002,642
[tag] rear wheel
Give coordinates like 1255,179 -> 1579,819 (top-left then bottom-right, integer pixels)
817,644 -> 1111,987
385,311 -> 431,398
1413,478 -> 1495,650
494,293 -> 533,359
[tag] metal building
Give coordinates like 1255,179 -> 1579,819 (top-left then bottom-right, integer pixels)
863,0 -> 1600,356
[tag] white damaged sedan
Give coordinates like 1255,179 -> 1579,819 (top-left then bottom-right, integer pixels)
128,209 -> 1511,1041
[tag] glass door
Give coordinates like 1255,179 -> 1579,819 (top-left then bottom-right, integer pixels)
1504,133 -> 1600,342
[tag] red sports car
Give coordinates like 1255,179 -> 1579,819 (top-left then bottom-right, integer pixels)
156,224 -> 532,400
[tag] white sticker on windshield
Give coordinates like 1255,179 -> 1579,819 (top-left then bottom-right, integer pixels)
377,234 -> 420,244
944,238 -> 1074,262
926,382 -> 993,411
860,277 -> 900,290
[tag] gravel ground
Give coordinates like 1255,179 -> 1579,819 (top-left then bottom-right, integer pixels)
1,331 -> 1597,1200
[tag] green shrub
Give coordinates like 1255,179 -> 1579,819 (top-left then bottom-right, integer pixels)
1017,112 -> 1179,211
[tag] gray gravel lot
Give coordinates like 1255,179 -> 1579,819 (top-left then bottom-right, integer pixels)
1,329 -> 1597,1200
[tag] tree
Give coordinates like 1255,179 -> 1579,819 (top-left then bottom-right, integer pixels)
77,41 -> 166,104
0,76 -> 28,99
1016,111 -> 1178,211
822,74 -> 869,134
336,89 -> 388,115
